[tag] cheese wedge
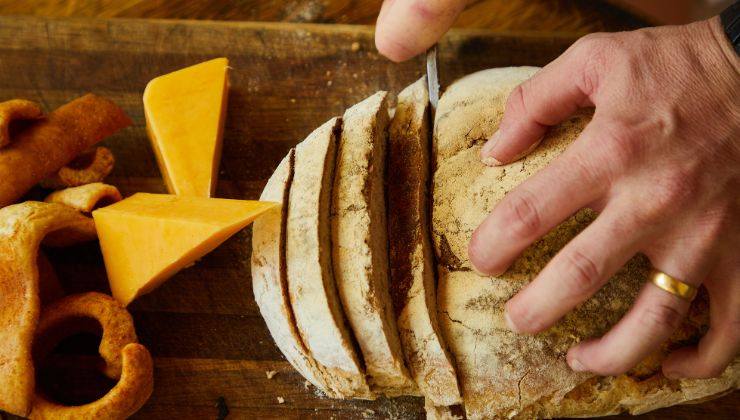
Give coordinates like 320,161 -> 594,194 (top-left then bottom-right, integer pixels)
144,58 -> 229,197
93,193 -> 275,305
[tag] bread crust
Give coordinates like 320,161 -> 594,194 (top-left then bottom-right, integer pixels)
387,78 -> 461,406
332,92 -> 417,395
252,149 -> 340,396
432,67 -> 739,419
286,117 -> 372,399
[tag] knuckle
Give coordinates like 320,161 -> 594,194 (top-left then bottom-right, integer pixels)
501,189 -> 542,240
603,120 -> 642,164
409,0 -> 446,20
640,303 -> 684,331
562,250 -> 603,294
505,83 -> 528,118
640,169 -> 698,221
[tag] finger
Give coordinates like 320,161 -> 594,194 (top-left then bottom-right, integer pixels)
568,210 -> 729,375
567,261 -> 706,376
503,200 -> 646,334
480,37 -> 599,165
375,0 -> 467,62
567,280 -> 694,376
662,261 -> 740,379
469,118 -> 614,276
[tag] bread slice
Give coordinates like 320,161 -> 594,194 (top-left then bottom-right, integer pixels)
331,92 -> 416,395
252,149 -> 339,396
387,77 -> 461,406
286,118 -> 373,399
432,68 -> 740,419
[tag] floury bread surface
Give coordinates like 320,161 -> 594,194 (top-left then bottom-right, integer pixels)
285,118 -> 372,399
386,77 -> 461,406
331,92 -> 417,395
251,150 -> 337,396
432,67 -> 739,419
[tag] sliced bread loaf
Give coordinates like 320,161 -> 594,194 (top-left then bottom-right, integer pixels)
252,149 -> 337,396
332,92 -> 416,395
286,117 -> 373,399
387,77 -> 461,406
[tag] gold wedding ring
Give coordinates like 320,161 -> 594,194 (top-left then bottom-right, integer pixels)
649,269 -> 698,301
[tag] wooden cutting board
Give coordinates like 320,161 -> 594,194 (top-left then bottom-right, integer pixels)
0,15 -> 736,420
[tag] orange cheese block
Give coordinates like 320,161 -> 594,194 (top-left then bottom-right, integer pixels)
144,57 -> 230,197
93,193 -> 276,306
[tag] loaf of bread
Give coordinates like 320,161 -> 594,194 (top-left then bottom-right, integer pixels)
252,68 -> 739,418
284,118 -> 372,399
433,68 -> 739,419
387,77 -> 461,406
332,92 -> 417,395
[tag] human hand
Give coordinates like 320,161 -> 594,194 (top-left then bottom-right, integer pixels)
469,17 -> 740,379
375,0 -> 467,62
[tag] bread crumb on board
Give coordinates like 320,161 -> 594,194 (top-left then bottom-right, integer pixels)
277,396 -> 285,404
351,41 -> 360,52
265,370 -> 278,379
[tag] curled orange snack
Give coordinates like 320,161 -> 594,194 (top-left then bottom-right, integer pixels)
0,99 -> 44,148
30,293 -> 153,420
41,147 -> 116,189
0,202 -> 96,417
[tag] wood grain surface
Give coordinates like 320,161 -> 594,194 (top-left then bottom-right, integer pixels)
0,0 -> 648,33
0,15 -> 735,420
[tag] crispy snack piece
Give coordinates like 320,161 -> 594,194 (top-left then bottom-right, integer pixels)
31,293 -> 152,419
41,147 -> 116,189
30,343 -> 153,420
42,183 -> 121,247
0,94 -> 131,208
0,99 -> 44,148
33,292 -> 139,379
0,202 -> 96,417
44,183 -> 122,214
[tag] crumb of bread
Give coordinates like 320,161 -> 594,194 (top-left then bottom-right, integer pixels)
265,370 -> 277,379
351,42 -> 360,52
277,396 -> 285,404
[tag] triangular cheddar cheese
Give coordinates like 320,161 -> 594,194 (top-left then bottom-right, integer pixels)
144,58 -> 230,197
92,193 -> 276,305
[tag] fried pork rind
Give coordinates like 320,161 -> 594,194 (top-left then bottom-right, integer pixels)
0,94 -> 131,208
0,99 -> 44,148
44,183 -> 122,214
29,293 -> 153,420
41,147 -> 116,189
41,183 -> 121,247
0,202 -> 97,417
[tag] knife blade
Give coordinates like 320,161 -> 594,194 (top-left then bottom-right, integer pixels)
426,44 -> 440,114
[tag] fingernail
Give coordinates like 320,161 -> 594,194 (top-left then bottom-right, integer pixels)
568,357 -> 587,372
480,131 -> 502,166
511,136 -> 544,162
504,307 -> 520,333
663,370 -> 681,380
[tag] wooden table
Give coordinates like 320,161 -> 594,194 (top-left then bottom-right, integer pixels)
0,0 -> 648,32
0,6 -> 736,420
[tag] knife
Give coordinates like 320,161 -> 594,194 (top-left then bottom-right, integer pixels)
426,44 -> 440,115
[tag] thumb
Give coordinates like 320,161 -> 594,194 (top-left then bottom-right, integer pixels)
375,0 -> 467,62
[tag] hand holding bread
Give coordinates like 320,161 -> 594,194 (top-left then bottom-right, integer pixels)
376,2 -> 740,380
